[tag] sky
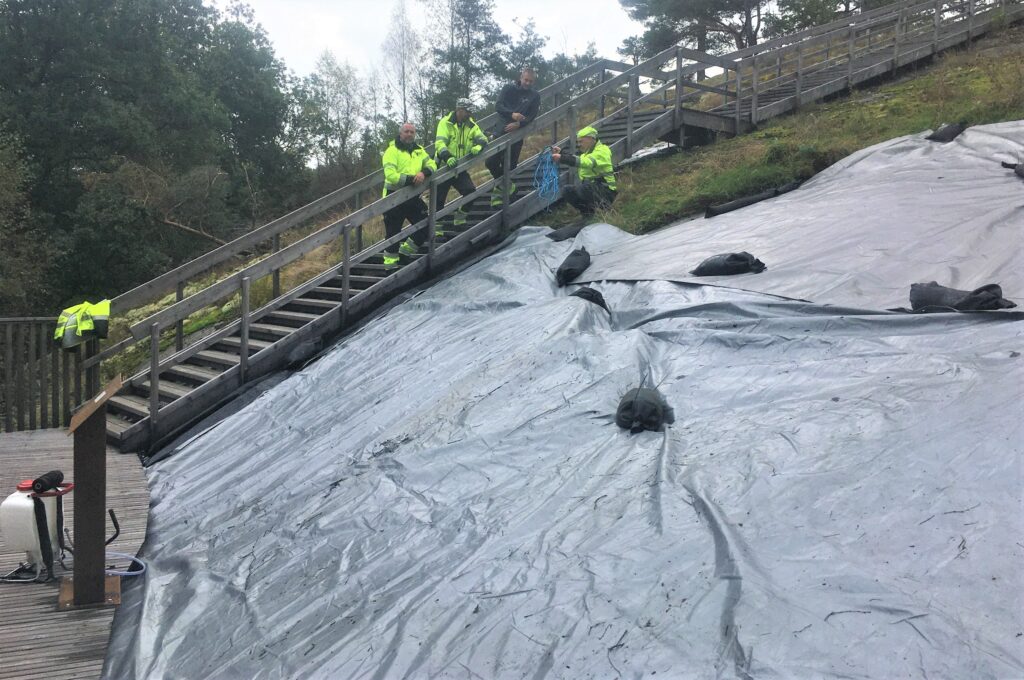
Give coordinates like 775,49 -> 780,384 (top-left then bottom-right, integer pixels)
218,0 -> 646,77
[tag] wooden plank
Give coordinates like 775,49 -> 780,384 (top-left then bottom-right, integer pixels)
39,323 -> 48,428
14,324 -> 24,430
27,322 -> 37,430
0,429 -> 148,680
4,323 -> 12,432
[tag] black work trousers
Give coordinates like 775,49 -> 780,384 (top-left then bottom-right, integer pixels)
435,171 -> 476,213
383,196 -> 428,253
563,181 -> 617,216
485,139 -> 524,180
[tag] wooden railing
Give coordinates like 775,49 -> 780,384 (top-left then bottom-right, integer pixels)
0,318 -> 93,432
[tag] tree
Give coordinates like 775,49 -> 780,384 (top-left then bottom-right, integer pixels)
307,52 -> 365,169
764,0 -> 848,37
620,0 -> 769,52
383,0 -> 422,122
0,130 -> 52,314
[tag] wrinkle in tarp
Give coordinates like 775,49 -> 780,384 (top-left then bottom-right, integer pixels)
105,124 -> 1024,680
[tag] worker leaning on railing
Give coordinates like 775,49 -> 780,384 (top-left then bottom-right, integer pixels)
433,98 -> 488,229
381,122 -> 437,268
551,126 -> 618,218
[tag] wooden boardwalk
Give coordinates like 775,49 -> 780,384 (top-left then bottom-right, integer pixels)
0,430 -> 148,680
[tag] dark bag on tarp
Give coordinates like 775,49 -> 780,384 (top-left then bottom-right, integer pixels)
615,388 -> 674,434
547,223 -> 586,242
926,123 -> 966,143
570,287 -> 609,313
690,252 -> 766,277
910,281 -> 1016,312
556,247 -> 590,287
704,180 -> 801,218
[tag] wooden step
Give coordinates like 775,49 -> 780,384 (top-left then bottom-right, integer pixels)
165,363 -> 223,384
216,336 -> 273,353
106,412 -> 133,438
194,349 -> 241,368
108,394 -> 151,419
262,309 -> 318,327
308,286 -> 349,300
140,379 -> 192,400
249,322 -> 295,340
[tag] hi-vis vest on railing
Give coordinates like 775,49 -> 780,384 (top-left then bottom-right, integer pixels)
53,300 -> 110,349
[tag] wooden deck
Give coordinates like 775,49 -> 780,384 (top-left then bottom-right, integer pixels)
0,429 -> 149,680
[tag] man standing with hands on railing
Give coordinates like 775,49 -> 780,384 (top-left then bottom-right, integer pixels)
381,122 -> 436,267
551,126 -> 617,218
485,67 -> 541,207
434,98 -> 488,229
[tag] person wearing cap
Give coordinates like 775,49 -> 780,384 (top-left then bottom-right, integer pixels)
485,67 -> 541,206
551,126 -> 617,217
381,122 -> 437,267
434,98 -> 488,227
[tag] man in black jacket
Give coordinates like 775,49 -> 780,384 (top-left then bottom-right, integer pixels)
486,67 -> 540,206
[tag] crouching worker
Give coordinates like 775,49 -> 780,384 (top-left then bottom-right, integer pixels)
551,126 -> 617,218
381,122 -> 437,267
435,98 -> 487,228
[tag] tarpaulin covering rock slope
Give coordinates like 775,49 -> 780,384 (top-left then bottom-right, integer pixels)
105,123 -> 1024,679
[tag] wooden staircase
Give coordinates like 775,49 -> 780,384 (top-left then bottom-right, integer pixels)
87,0 -> 1020,453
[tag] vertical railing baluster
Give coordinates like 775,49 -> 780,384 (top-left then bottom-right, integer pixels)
626,75 -> 636,157
175,281 -> 185,352
674,47 -> 683,129
27,322 -> 36,430
795,44 -> 804,106
599,70 -> 607,118
734,62 -> 741,128
751,54 -> 760,123
933,0 -> 941,51
426,184 -> 436,270
50,332 -> 59,428
149,323 -> 160,438
239,277 -> 250,385
3,323 -> 13,432
61,341 -> 71,426
341,226 -> 352,325
272,233 -> 281,298
38,323 -> 49,429
502,144 -> 512,230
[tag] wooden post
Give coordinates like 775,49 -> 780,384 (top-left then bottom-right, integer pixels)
751,54 -> 760,123
175,282 -> 185,352
674,47 -> 683,129
239,277 -> 250,385
72,345 -> 82,420
426,184 -> 437,267
552,92 -> 560,145
933,0 -> 941,51
626,75 -> 636,157
967,0 -> 974,42
4,323 -> 12,432
71,402 -> 107,605
356,224 -> 364,253
149,323 -> 160,437
26,324 -> 37,430
65,375 -> 122,609
848,26 -> 856,85
272,234 -> 281,298
50,334 -> 60,428
568,105 -> 578,185
599,70 -> 607,118
733,63 -> 742,128
893,8 -> 903,66
61,343 -> 71,427
795,44 -> 804,106
38,324 -> 48,429
14,325 -> 23,430
341,226 -> 352,324
501,144 -> 512,230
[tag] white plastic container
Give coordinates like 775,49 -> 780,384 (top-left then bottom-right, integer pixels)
0,480 -> 60,566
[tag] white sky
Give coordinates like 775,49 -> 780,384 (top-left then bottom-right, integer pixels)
217,0 -> 646,77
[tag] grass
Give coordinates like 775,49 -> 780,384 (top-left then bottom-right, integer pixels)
548,24 -> 1024,233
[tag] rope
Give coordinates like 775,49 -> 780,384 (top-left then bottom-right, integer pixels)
533,148 -> 561,203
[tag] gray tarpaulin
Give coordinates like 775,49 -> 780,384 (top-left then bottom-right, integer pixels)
105,123 -> 1024,679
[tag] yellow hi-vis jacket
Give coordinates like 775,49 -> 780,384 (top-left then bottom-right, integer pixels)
382,138 -> 437,196
434,112 -> 487,163
54,299 -> 110,349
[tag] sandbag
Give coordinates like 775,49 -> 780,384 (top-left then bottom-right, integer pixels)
615,387 -> 674,434
547,223 -> 586,242
569,287 -> 609,313
690,252 -> 766,277
909,281 -> 1016,312
925,123 -> 966,143
555,247 -> 590,287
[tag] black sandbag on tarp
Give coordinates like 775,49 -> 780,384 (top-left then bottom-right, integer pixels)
556,247 -> 590,287
1004,161 -> 1024,179
569,287 -> 609,313
909,281 -> 1016,312
615,387 -> 674,434
704,181 -> 801,218
547,223 -> 586,242
925,123 -> 966,143
690,252 -> 767,277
